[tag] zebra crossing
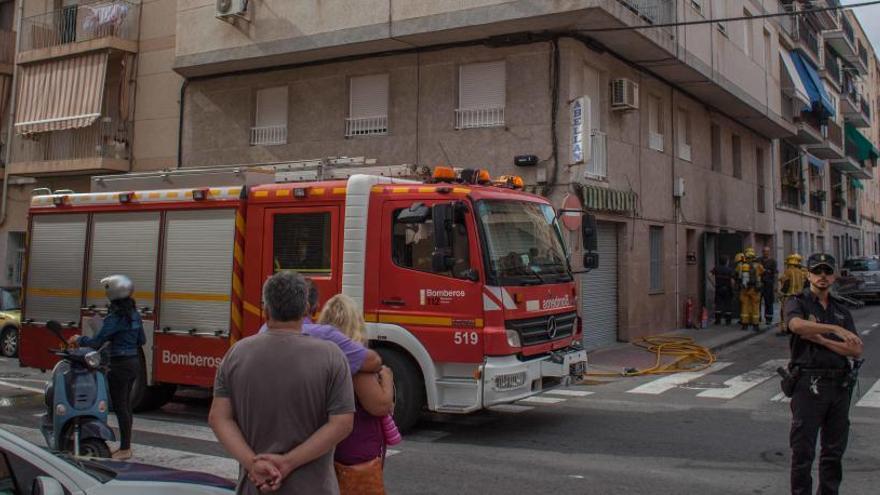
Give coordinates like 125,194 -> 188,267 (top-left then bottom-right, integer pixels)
493,359 -> 880,413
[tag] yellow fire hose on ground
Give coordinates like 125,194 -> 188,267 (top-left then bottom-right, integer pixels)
585,336 -> 716,378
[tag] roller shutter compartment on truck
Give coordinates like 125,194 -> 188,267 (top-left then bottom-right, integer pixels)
26,214 -> 89,325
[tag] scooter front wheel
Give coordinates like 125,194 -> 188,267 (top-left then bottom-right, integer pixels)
78,438 -> 111,458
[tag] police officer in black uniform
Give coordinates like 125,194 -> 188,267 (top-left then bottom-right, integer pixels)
783,253 -> 864,495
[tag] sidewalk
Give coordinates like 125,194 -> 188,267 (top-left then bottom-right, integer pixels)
586,321 -> 778,377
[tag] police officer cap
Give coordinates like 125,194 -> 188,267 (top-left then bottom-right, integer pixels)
806,253 -> 835,272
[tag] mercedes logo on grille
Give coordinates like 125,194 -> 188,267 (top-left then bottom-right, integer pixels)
546,315 -> 558,339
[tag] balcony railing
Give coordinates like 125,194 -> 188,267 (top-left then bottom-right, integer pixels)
249,125 -> 287,146
20,0 -> 140,52
823,48 -> 841,86
618,0 -> 676,35
455,107 -> 505,130
809,193 -> 825,215
841,14 -> 855,46
858,43 -> 869,68
345,116 -> 388,137
585,130 -> 607,178
797,18 -> 820,59
860,97 -> 871,119
0,31 -> 14,65
826,120 -> 843,148
13,117 -> 131,162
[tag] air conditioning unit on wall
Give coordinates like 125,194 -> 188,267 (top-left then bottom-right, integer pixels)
216,0 -> 248,19
611,78 -> 639,111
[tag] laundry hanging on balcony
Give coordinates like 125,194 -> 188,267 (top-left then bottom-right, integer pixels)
790,52 -> 835,118
779,49 -> 811,111
844,123 -> 880,161
15,52 -> 109,134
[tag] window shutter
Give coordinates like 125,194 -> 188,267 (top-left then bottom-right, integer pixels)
459,61 -> 506,110
255,86 -> 288,128
350,74 -> 389,119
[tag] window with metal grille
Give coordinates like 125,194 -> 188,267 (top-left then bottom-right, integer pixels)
273,213 -> 331,274
252,86 -> 288,146
391,207 -> 470,278
347,74 -> 389,137
457,61 -> 506,129
649,226 -> 663,292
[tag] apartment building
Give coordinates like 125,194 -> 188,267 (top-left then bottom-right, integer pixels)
774,1 -> 879,265
0,0 -> 180,288
1,0 -> 879,346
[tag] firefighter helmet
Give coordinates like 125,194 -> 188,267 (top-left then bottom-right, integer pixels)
101,274 -> 134,301
744,247 -> 757,260
734,253 -> 744,263
785,253 -> 803,266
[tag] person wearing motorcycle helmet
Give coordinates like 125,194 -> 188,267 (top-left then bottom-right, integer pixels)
69,274 -> 145,460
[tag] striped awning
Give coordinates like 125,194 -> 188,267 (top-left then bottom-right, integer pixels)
15,52 -> 109,134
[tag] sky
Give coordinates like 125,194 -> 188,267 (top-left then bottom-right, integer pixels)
842,0 -> 880,56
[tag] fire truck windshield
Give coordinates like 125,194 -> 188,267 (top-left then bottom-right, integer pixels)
476,200 -> 571,286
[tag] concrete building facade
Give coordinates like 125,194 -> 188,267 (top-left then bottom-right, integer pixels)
1,0 -> 879,347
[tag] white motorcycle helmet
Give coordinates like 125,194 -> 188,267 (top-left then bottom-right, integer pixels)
101,274 -> 134,301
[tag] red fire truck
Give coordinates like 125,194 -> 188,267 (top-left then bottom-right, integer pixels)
19,161 -> 595,430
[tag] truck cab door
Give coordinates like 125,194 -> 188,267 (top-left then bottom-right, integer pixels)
378,199 -> 484,363
261,206 -> 341,316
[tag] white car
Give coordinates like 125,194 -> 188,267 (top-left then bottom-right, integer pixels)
0,428 -> 234,494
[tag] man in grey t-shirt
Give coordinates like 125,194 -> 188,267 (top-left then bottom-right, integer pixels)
209,272 -> 355,494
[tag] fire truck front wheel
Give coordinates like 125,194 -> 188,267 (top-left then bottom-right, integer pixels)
376,347 -> 425,433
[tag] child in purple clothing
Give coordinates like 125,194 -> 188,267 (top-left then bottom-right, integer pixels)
318,294 -> 395,495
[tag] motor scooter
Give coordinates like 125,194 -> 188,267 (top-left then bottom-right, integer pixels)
40,320 -> 115,458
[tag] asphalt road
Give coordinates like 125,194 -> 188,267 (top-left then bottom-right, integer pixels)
0,304 -> 878,494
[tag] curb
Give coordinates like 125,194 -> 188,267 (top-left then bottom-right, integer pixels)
707,324 -> 781,354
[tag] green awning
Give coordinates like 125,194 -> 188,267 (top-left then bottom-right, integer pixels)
845,123 -> 880,161
851,177 -> 864,190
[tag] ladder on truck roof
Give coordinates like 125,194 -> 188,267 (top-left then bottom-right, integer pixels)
83,157 -> 431,193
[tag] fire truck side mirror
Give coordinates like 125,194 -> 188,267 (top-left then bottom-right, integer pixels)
582,213 -> 598,252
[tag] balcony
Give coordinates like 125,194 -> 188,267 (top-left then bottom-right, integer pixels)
824,12 -> 865,74
811,2 -> 841,31
841,82 -> 870,127
8,117 -> 131,176
805,119 -> 844,159
0,30 -> 13,75
455,107 -> 505,130
791,112 -> 823,145
345,116 -> 388,138
18,0 -> 140,64
820,47 -> 842,89
250,125 -> 288,146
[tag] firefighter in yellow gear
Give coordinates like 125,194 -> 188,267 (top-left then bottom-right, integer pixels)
735,247 -> 765,331
777,253 -> 808,335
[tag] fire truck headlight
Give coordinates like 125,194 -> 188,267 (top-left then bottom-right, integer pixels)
505,330 -> 521,348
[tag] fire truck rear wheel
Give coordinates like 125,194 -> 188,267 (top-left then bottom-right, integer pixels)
130,352 -> 177,412
376,348 -> 425,433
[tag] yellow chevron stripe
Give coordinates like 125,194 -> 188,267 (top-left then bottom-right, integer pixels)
232,273 -> 242,297
243,301 -> 262,316
233,243 -> 243,266
231,306 -> 242,327
235,213 -> 246,236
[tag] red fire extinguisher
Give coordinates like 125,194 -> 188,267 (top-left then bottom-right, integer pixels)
684,297 -> 694,328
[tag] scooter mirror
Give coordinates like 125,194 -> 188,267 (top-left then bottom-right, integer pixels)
45,321 -> 67,345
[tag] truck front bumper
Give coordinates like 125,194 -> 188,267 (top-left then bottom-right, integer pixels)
482,345 -> 588,407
